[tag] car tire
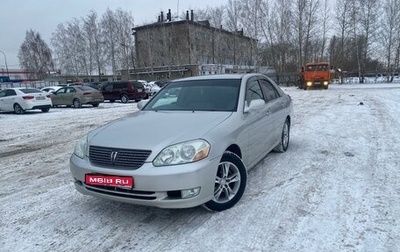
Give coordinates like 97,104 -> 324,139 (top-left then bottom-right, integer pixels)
14,104 -> 25,114
41,108 -> 50,113
92,103 -> 99,107
121,95 -> 129,103
204,152 -> 247,212
274,118 -> 290,153
73,99 -> 81,108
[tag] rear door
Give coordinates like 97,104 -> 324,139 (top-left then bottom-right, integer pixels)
0,89 -> 16,112
259,78 -> 285,146
64,87 -> 77,105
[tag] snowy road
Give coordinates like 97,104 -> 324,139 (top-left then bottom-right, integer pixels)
1,83 -> 399,252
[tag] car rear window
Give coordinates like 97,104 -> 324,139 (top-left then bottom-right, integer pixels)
78,86 -> 96,91
19,88 -> 41,94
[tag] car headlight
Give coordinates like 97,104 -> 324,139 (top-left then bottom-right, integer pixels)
306,82 -> 313,86
323,81 -> 329,85
153,139 -> 210,166
74,135 -> 88,159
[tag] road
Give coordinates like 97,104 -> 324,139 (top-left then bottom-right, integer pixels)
1,83 -> 399,252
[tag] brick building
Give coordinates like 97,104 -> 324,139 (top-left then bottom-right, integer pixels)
131,10 -> 257,80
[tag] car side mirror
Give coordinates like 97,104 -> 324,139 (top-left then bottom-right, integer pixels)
244,99 -> 265,113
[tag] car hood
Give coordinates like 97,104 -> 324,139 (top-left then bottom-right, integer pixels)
89,110 -> 232,152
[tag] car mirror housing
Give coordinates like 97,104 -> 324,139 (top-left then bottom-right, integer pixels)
244,99 -> 265,113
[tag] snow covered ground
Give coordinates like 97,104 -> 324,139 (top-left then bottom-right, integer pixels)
1,83 -> 399,252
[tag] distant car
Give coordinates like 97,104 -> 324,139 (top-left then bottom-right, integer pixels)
70,73 -> 293,212
101,80 -> 148,103
146,82 -> 161,95
82,83 -> 102,90
0,88 -> 52,114
154,80 -> 170,88
50,86 -> 104,108
40,86 -> 63,94
138,80 -> 151,97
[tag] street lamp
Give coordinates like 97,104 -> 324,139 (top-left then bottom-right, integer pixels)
0,50 -> 9,77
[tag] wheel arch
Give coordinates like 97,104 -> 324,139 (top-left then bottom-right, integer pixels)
225,144 -> 242,159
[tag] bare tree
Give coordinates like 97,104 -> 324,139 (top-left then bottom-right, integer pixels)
258,0 -> 295,71
319,0 -> 331,60
335,0 -> 352,70
380,0 -> 400,81
18,30 -> 54,80
114,9 -> 135,70
293,0 -> 320,65
100,8 -> 135,77
83,11 -> 107,80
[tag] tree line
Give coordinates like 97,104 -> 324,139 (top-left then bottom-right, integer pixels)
18,0 -> 400,81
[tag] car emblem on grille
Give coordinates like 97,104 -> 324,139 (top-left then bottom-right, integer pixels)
110,151 -> 118,164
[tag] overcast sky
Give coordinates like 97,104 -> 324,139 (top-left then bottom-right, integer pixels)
0,0 -> 227,69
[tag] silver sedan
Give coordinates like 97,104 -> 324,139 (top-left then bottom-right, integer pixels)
70,73 -> 293,211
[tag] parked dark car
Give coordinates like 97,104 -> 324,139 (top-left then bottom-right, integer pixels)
101,80 -> 148,103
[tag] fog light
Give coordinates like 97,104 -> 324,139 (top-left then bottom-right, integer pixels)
306,82 -> 312,87
181,187 -> 200,199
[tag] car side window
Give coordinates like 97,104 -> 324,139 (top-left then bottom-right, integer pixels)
5,89 -> 17,96
245,78 -> 264,106
104,84 -> 114,91
259,79 -> 280,102
56,88 -> 66,94
116,82 -> 126,89
66,87 -> 75,93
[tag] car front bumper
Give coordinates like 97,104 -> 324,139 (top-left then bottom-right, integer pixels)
69,154 -> 220,209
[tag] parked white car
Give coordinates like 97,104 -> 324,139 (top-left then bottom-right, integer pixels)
0,88 -> 53,114
40,86 -> 63,94
146,82 -> 161,95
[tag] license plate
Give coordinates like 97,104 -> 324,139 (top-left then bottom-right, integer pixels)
36,96 -> 45,100
314,82 -> 321,85
85,174 -> 133,188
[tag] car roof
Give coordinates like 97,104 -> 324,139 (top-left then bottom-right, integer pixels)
6,87 -> 40,91
172,73 -> 258,82
41,86 -> 62,89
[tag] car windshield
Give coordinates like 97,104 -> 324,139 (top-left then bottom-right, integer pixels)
306,64 -> 328,71
143,79 -> 240,112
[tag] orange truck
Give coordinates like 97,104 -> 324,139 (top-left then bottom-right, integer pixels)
298,62 -> 331,90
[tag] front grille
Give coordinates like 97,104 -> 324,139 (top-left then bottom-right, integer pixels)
89,145 -> 151,169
